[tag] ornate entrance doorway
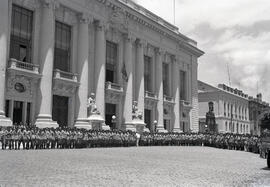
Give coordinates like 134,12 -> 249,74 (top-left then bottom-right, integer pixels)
13,101 -> 23,124
52,95 -> 68,127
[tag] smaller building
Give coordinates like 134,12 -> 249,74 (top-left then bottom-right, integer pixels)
198,81 -> 250,134
248,94 -> 270,135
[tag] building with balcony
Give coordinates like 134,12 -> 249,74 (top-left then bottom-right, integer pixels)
248,94 -> 270,135
198,81 -> 250,134
0,0 -> 204,132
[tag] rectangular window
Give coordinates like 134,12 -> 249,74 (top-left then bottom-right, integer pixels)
144,56 -> 151,92
54,21 -> 71,72
163,63 -> 169,96
106,41 -> 117,83
10,4 -> 33,62
180,70 -> 187,100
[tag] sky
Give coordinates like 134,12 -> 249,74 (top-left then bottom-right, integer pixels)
133,0 -> 270,102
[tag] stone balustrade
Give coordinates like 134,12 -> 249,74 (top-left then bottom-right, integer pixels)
9,58 -> 39,73
53,69 -> 78,82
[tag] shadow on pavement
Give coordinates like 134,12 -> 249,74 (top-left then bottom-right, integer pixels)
261,167 -> 270,171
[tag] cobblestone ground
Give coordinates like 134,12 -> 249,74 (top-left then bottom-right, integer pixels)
0,147 -> 269,187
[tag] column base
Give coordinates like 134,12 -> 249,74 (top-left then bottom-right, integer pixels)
35,114 -> 58,129
123,122 -> 137,132
0,115 -> 12,127
74,118 -> 91,130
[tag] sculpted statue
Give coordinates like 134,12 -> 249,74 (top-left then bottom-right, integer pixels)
132,101 -> 143,120
88,93 -> 100,115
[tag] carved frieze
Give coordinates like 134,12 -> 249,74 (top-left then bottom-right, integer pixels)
53,79 -> 78,97
6,74 -> 35,100
105,91 -> 122,104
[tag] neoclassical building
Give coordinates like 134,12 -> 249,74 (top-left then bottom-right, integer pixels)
0,0 -> 204,132
198,81 -> 250,134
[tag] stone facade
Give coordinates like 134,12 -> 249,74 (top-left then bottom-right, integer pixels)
198,81 -> 250,134
248,94 -> 270,135
0,0 -> 203,132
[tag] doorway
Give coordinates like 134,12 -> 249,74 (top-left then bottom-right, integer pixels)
13,101 -> 23,125
105,103 -> 116,129
52,95 -> 69,127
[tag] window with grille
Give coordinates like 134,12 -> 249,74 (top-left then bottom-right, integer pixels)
180,70 -> 187,100
144,56 -> 151,92
10,4 -> 33,63
106,41 -> 117,83
54,21 -> 71,72
162,63 -> 169,96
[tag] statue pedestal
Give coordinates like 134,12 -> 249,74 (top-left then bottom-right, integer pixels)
0,115 -> 12,127
88,114 -> 110,130
157,127 -> 168,133
132,119 -> 146,133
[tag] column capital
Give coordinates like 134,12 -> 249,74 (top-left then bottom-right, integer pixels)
136,38 -> 147,48
78,12 -> 93,24
94,20 -> 109,32
155,47 -> 165,56
123,32 -> 136,43
41,0 -> 59,9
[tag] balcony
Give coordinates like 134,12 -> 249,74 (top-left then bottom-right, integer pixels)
144,91 -> 158,108
180,100 -> 192,111
53,69 -> 78,82
145,91 -> 157,99
164,95 -> 174,102
53,69 -> 79,97
8,58 -> 41,78
105,82 -> 123,92
105,82 -> 123,104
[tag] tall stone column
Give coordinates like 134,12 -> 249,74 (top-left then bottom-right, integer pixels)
0,0 -> 12,126
35,0 -> 58,128
135,39 -> 145,120
155,48 -> 166,132
75,13 -> 92,129
123,33 -> 135,131
172,56 -> 181,132
94,21 -> 106,124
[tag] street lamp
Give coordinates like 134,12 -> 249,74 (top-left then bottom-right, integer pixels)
111,115 -> 116,130
153,120 -> 157,133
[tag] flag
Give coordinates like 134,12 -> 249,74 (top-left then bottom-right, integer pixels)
122,62 -> 128,82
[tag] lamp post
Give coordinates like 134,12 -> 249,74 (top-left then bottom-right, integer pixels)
153,120 -> 157,133
111,115 -> 116,130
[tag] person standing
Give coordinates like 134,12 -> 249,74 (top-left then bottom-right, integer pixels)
135,132 -> 140,147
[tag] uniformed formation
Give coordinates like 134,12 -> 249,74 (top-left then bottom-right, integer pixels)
0,126 -> 137,150
0,126 -> 261,155
139,133 -> 260,153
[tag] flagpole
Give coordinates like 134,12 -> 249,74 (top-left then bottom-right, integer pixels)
173,0 -> 175,25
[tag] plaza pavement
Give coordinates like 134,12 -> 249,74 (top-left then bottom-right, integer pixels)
0,146 -> 269,187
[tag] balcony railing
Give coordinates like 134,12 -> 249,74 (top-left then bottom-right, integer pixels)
54,69 -> 78,82
145,91 -> 156,99
105,81 -> 123,92
163,95 -> 174,102
9,58 -> 39,73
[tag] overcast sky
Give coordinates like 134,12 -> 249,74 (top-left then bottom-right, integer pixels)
134,0 -> 270,102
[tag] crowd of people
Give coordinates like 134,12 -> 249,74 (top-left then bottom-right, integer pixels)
0,126 -> 137,150
0,126 -> 261,155
139,133 -> 260,153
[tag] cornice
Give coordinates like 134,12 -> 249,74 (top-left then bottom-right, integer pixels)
95,0 -> 204,57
